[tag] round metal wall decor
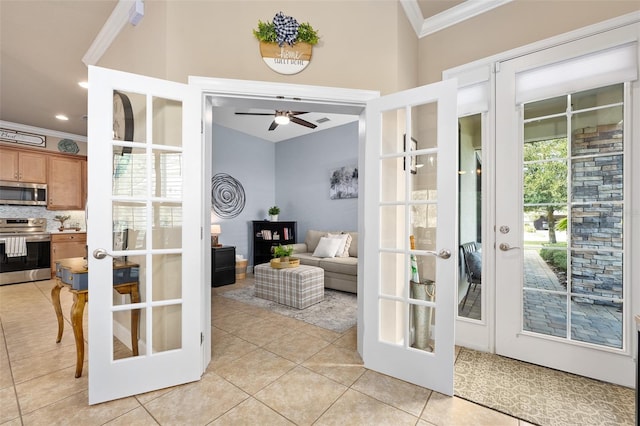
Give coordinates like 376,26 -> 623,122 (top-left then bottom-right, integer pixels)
211,173 -> 246,218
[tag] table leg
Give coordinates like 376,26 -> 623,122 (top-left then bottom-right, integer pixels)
71,292 -> 88,378
51,280 -> 64,343
130,285 -> 140,356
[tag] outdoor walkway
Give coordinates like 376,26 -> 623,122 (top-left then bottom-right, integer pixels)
522,249 -> 622,348
459,250 -> 622,349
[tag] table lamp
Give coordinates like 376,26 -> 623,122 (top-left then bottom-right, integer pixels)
211,224 -> 221,247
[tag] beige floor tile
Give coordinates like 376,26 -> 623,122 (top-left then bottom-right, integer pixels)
352,370 -> 431,417
5,327 -> 77,362
293,321 -> 342,343
10,342 -> 81,384
332,326 -> 357,350
233,320 -> 293,347
134,384 -> 179,405
210,396 -> 295,425
255,366 -> 347,425
302,344 -> 365,387
213,311 -> 270,333
209,333 -> 259,371
316,388 -> 419,425
215,348 -> 296,394
20,390 -> 139,426
143,371 -> 248,424
14,365 -> 87,414
263,330 -> 331,364
0,385 -> 20,424
103,406 -> 160,425
421,393 -> 519,426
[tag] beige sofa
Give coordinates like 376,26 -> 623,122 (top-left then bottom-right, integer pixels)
291,230 -> 358,293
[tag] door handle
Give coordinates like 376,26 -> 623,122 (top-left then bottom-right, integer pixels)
93,248 -> 114,259
499,243 -> 520,251
425,249 -> 451,259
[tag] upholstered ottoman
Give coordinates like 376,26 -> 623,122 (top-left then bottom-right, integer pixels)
254,263 -> 324,309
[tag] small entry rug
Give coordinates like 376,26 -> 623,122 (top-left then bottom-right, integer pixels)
454,348 -> 634,426
220,284 -> 357,333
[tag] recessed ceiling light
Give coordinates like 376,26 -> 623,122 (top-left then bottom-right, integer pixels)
55,114 -> 69,121
78,81 -> 89,89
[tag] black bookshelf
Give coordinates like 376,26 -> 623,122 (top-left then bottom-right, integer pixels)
252,220 -> 297,266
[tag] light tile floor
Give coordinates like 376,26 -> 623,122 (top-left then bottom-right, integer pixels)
0,277 -> 534,425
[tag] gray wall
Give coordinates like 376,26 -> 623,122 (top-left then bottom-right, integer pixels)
275,122 -> 359,242
212,124 -> 275,262
212,121 -> 359,266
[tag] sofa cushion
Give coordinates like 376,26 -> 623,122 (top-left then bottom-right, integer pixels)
340,233 -> 353,257
313,237 -> 342,258
346,231 -> 357,257
319,256 -> 357,275
294,253 -> 321,267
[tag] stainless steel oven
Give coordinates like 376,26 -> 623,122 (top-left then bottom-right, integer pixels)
0,218 -> 51,285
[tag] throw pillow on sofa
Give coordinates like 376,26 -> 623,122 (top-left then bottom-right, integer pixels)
313,237 -> 342,258
327,232 -> 350,257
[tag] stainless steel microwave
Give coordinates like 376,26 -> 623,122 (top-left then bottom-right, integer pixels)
0,181 -> 47,206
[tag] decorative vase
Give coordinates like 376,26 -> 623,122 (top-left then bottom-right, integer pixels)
270,215 -> 278,221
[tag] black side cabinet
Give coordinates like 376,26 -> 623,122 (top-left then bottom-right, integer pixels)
212,246 -> 235,287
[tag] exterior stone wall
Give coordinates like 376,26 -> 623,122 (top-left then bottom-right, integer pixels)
570,123 -> 623,302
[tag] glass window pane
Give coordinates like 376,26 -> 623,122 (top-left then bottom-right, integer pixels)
410,204 -> 436,251
571,204 -> 623,250
571,154 -> 623,202
571,297 -> 622,349
380,252 -> 404,298
523,290 -> 567,338
379,299 -> 405,346
113,202 -> 147,250
151,151 -> 182,199
113,308 -> 145,360
380,205 -> 405,250
571,250 -> 622,298
381,109 -> 405,155
523,137 -> 567,161
380,157 -> 404,203
525,246 -> 567,291
571,84 -> 623,111
523,95 -> 566,120
113,148 -> 147,198
113,90 -> 146,143
152,304 -> 182,353
151,254 -> 182,301
152,97 -> 182,147
410,302 -> 434,353
523,159 -> 567,207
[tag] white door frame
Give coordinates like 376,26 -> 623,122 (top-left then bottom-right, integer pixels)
189,76 -> 379,358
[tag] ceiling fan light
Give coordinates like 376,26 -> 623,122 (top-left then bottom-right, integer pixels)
274,113 -> 290,125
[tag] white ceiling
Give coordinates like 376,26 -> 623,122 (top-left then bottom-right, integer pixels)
0,0 -> 505,143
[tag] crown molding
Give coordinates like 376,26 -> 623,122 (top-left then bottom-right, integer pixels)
82,0 -> 135,66
402,0 -> 514,38
0,121 -> 88,143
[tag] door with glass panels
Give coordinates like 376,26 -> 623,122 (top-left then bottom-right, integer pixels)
363,79 -> 457,396
87,66 -> 202,404
495,34 -> 636,386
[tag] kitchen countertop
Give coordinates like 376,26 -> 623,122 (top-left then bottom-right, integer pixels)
50,229 -> 86,234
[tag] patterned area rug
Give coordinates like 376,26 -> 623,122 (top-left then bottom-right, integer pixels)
220,284 -> 357,333
454,348 -> 635,426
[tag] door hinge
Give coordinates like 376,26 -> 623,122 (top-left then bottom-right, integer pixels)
200,332 -> 204,345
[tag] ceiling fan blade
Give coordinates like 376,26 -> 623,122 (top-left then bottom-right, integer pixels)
235,112 -> 274,116
268,120 -> 279,131
290,116 -> 317,129
289,111 -> 307,116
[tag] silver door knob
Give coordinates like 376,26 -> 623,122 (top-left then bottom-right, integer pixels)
499,243 -> 520,251
93,248 -> 114,259
425,249 -> 451,259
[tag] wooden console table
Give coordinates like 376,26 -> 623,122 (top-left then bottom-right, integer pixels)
52,257 -> 140,378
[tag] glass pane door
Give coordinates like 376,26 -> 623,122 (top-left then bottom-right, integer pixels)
521,84 -> 624,349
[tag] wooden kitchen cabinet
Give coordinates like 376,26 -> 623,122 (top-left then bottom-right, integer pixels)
50,232 -> 87,278
48,156 -> 86,210
0,147 -> 47,183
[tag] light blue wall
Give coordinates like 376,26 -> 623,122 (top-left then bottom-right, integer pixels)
212,121 -> 358,266
212,125 -> 275,261
275,122 -> 359,241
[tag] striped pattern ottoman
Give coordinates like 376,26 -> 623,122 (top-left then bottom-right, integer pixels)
254,263 -> 324,309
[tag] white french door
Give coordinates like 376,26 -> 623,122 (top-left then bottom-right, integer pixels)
87,66 -> 203,404
495,26 -> 638,387
363,79 -> 458,396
